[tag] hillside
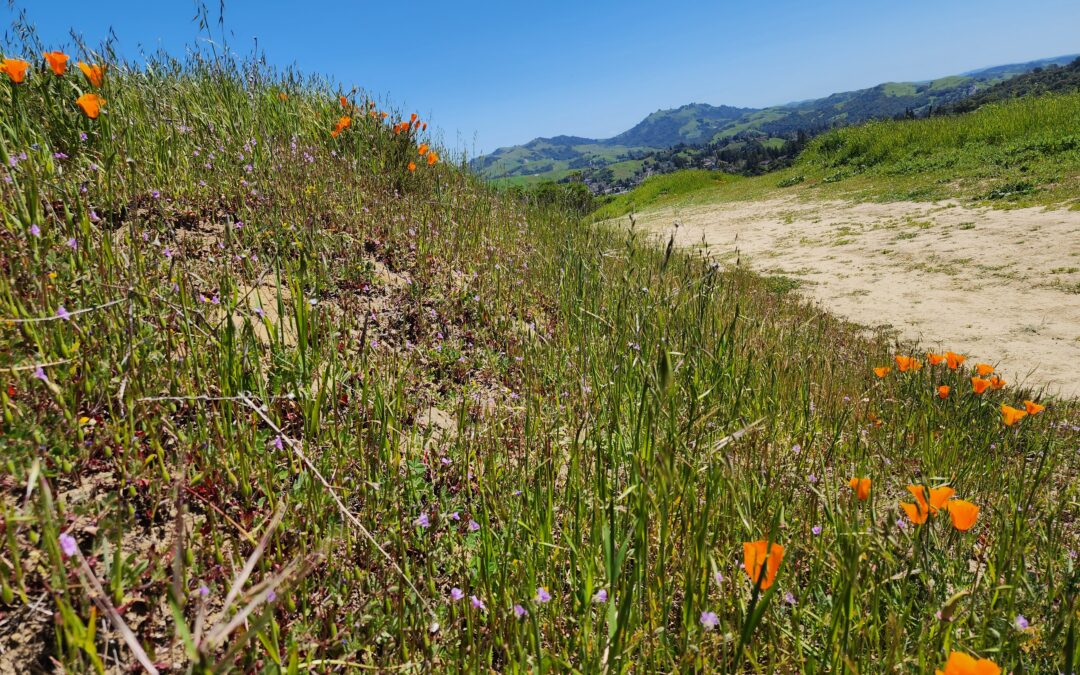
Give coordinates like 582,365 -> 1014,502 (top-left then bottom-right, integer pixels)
937,55 -> 1080,114
1,18 -> 1079,675
473,54 -> 1078,189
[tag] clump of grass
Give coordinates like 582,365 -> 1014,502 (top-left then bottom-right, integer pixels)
0,13 -> 1078,674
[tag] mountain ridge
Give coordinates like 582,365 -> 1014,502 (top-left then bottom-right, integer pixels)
472,53 -> 1078,187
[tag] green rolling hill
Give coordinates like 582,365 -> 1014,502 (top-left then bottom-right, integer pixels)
472,54 -> 1078,188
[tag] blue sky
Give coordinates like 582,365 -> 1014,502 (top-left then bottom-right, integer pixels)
11,1 -> 1080,157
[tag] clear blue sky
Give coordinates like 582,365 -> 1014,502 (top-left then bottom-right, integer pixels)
10,1 -> 1080,157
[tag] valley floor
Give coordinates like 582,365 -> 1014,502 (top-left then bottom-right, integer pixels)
627,197 -> 1080,398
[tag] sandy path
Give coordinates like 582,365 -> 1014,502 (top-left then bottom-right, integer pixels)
628,197 -> 1080,398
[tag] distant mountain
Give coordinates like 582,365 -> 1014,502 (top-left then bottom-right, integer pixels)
938,56 -> 1080,115
472,53 -> 1078,188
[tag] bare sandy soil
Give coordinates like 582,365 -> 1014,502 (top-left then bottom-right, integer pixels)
629,197 -> 1080,398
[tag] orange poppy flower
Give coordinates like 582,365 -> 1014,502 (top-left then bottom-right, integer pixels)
971,377 -> 990,395
422,122 -> 427,131
76,93 -> 105,119
934,651 -> 1000,675
945,352 -> 965,370
427,151 -> 439,166
43,51 -> 68,76
848,477 -> 871,501
900,501 -> 929,525
989,376 -> 1006,390
77,61 -> 104,88
743,540 -> 784,590
946,499 -> 979,531
332,115 -> 351,137
1001,404 -> 1027,426
1023,400 -> 1045,415
894,356 -> 922,372
339,95 -> 349,107
407,161 -> 416,172
926,352 -> 945,366
278,92 -> 288,101
937,385 -> 950,399
874,366 -> 891,378
380,111 -> 389,119
410,112 -> 418,123
1,58 -> 29,83
907,485 -> 954,515
418,143 -> 429,156
975,363 -> 994,376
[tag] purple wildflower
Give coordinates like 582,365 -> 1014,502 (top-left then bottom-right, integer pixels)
34,366 -> 47,382
592,589 -> 608,604
450,587 -> 464,602
468,519 -> 480,532
80,132 -> 88,141
896,518 -> 908,530
415,513 -> 430,528
58,533 -> 78,557
197,584 -> 210,597
266,590 -> 277,602
53,152 -> 68,159
535,587 -> 551,603
700,611 -> 719,630
56,306 -> 70,320
808,474 -> 818,484
470,595 -> 486,611
273,435 -> 283,450
513,604 -> 528,618
713,571 -> 724,585
29,224 -> 40,237
448,511 -> 460,521
151,190 -> 160,199
67,237 -> 77,249
812,525 -> 822,536
1015,614 -> 1029,630
784,592 -> 797,606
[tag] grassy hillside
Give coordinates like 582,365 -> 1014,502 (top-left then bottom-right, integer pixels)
597,91 -> 1080,216
473,55 -> 1078,186
1,22 -> 1078,675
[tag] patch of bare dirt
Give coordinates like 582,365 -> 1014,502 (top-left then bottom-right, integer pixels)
628,197 -> 1080,398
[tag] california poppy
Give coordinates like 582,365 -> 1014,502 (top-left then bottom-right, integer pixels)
937,385 -> 950,399
76,93 -> 105,119
989,376 -> 1006,390
971,377 -> 990,395
410,112 -> 418,123
743,540 -> 784,590
874,366 -> 891,378
407,161 -> 416,172
422,122 -> 427,131
278,92 -> 288,101
895,356 -> 922,372
339,95 -> 348,107
926,352 -> 945,366
1001,404 -> 1027,426
380,111 -> 389,119
945,352 -> 965,370
907,485 -> 954,515
1,58 -> 29,83
1023,400 -> 1045,415
77,61 -> 104,88
848,477 -> 871,501
427,151 -> 439,166
332,115 -> 351,137
900,501 -> 929,525
934,651 -> 1000,675
418,143 -> 429,156
43,51 -> 68,76
975,363 -> 994,376
946,499 -> 979,531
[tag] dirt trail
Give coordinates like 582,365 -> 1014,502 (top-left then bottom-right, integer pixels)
629,197 -> 1080,398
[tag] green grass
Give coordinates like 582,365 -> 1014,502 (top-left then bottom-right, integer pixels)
0,18 -> 1078,674
591,170 -> 742,220
603,91 -> 1080,212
